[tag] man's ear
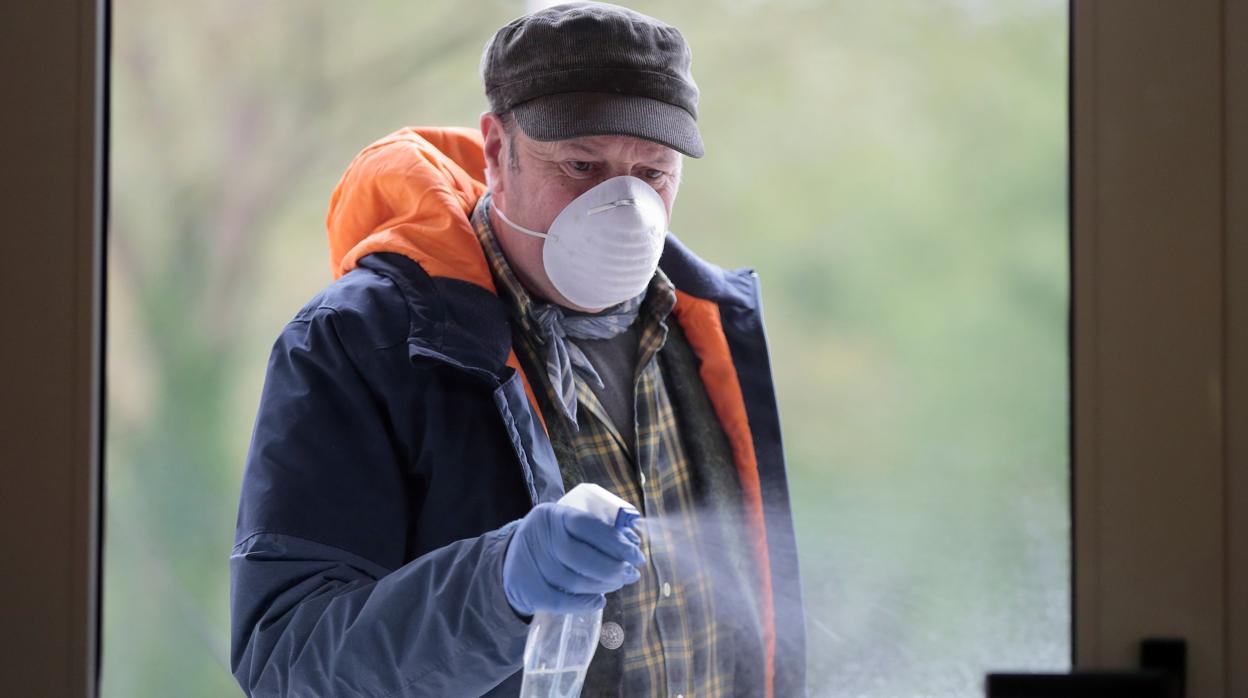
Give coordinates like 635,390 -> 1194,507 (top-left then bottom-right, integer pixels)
479,111 -> 505,193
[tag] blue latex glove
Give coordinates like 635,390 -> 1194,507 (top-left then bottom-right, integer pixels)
502,502 -> 646,617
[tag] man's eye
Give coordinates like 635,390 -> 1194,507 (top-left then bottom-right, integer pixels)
643,169 -> 665,180
568,161 -> 593,173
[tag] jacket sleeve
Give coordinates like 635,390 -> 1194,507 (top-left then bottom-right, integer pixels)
230,306 -> 530,697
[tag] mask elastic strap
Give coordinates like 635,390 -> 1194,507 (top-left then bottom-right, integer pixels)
492,201 -> 549,239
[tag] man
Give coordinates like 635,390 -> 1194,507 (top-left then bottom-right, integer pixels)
230,3 -> 806,696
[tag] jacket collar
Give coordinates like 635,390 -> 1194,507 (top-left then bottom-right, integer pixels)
354,232 -> 750,383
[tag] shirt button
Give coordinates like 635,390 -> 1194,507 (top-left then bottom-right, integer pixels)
600,621 -> 624,650
639,470 -> 646,485
662,582 -> 672,598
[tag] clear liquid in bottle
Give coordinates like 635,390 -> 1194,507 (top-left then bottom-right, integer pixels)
519,608 -> 603,698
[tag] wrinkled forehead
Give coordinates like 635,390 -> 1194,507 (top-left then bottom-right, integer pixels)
523,131 -> 681,167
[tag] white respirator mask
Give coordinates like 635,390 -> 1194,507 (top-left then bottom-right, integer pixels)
492,175 -> 668,310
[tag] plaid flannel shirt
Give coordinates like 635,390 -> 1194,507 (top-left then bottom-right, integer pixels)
472,193 -> 732,697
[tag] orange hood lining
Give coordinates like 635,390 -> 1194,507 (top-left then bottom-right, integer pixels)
325,126 -> 546,432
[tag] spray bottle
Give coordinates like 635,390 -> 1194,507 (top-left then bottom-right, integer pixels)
519,483 -> 641,698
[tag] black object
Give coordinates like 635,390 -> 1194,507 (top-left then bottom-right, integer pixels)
480,1 -> 704,158
986,638 -> 1185,698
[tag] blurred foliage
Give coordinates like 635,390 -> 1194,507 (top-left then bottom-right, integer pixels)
104,0 -> 1068,696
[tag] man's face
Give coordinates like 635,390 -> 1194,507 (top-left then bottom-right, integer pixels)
479,111 -> 682,313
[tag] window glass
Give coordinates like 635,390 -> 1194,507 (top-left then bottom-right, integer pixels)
104,1 -> 1068,695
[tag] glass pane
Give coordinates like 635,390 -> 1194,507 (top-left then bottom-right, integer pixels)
103,1 -> 1068,696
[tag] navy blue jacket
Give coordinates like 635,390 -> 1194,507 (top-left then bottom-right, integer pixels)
230,128 -> 806,697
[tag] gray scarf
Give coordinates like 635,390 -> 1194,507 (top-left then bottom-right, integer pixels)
531,294 -> 642,429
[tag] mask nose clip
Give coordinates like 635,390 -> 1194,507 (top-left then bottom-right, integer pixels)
587,198 -> 638,216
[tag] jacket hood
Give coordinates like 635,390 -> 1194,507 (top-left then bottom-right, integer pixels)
326,126 -> 495,289
326,125 -> 553,435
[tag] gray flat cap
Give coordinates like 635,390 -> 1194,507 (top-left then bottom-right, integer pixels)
481,1 -> 703,158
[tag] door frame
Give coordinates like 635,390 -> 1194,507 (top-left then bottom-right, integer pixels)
0,0 -> 106,696
1072,1 -> 1246,696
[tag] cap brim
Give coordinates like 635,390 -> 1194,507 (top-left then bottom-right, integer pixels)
511,92 -> 704,158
